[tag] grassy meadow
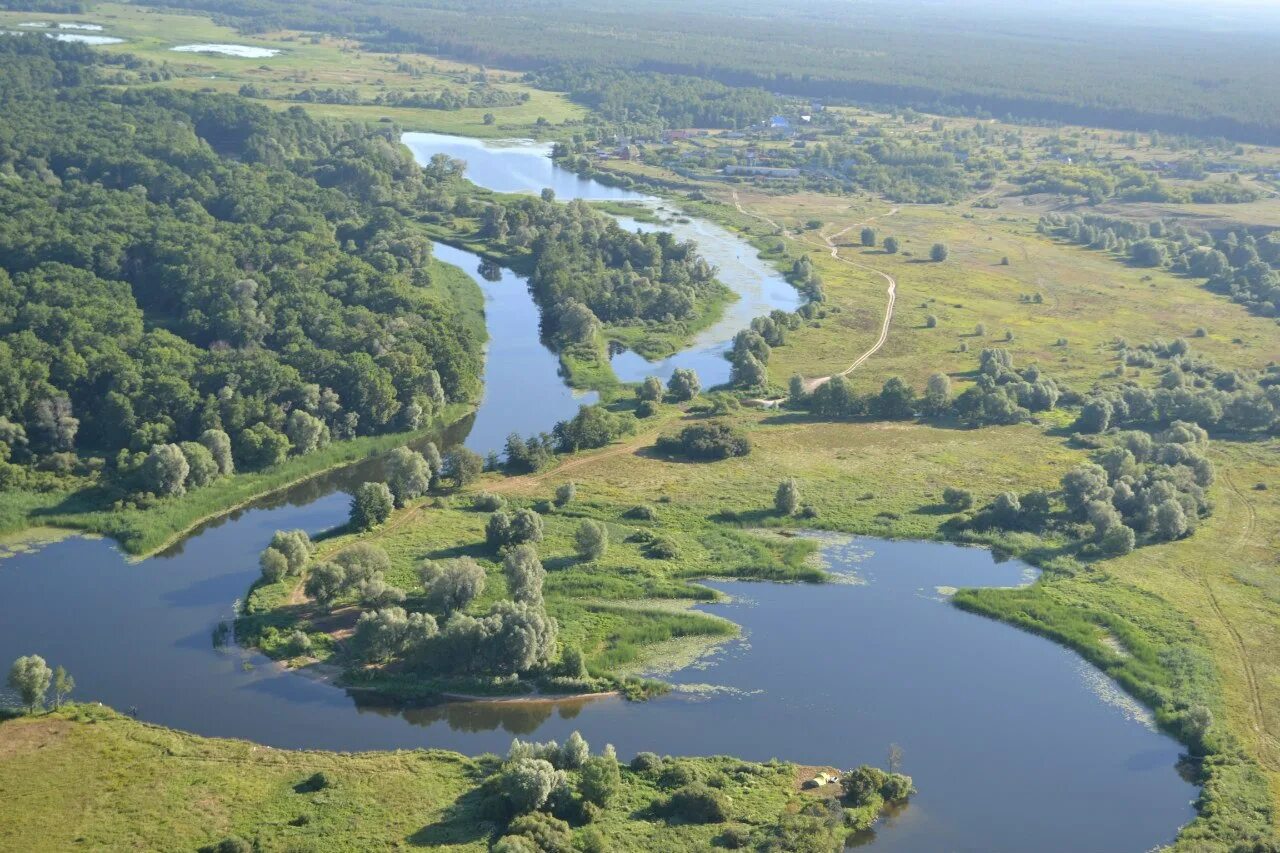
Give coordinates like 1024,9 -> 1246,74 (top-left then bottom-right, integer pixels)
0,705 -> 849,852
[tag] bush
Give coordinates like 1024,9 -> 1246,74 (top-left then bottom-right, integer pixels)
645,536 -> 680,560
659,783 -> 730,823
198,839 -> 252,853
659,762 -> 699,789
553,482 -> 576,507
631,752 -> 662,773
930,243 -> 949,262
496,812 -> 573,853
942,487 -> 974,511
774,478 -> 800,515
575,519 -> 609,560
655,421 -> 751,460
624,504 -> 658,521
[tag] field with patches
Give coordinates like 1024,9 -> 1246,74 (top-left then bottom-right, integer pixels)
0,3 -> 584,137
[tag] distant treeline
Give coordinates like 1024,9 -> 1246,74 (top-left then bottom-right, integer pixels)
137,0 -> 1280,143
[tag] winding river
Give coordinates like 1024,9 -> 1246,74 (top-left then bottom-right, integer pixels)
0,134 -> 1195,851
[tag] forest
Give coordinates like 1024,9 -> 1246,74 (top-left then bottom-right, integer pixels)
135,0 -> 1280,143
0,38 -> 482,498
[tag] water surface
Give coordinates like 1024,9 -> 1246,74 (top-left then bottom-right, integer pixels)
170,43 -> 280,58
0,530 -> 1194,852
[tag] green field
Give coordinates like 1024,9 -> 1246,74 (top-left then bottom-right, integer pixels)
0,4 -> 585,137
0,705 -> 866,852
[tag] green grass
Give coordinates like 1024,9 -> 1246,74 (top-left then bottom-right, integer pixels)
0,4 -> 585,137
0,704 -> 855,852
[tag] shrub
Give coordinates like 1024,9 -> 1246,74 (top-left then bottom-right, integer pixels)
775,478 -> 800,515
659,783 -> 730,823
930,243 -> 949,262
655,421 -> 751,460
575,519 -> 609,560
942,487 -> 974,511
645,536 -> 680,560
624,504 -> 658,521
659,762 -> 699,789
554,482 -> 576,507
631,752 -> 662,773
925,314 -> 938,328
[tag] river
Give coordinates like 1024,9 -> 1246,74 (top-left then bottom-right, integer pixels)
0,133 -> 1196,851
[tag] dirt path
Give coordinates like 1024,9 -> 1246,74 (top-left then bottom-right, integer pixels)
1212,471 -> 1279,769
730,191 -> 898,391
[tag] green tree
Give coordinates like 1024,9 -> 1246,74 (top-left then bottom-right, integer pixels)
385,446 -> 432,507
304,562 -> 347,607
579,749 -> 621,807
51,665 -> 74,709
179,441 -> 220,488
500,759 -> 563,814
259,547 -> 289,582
8,655 -> 52,714
503,544 -> 546,605
420,558 -> 487,615
350,482 -> 394,530
140,443 -> 190,497
883,236 -> 900,254
444,447 -> 483,487
637,376 -> 664,402
574,519 -> 609,560
860,226 -> 877,247
930,243 -> 949,262
667,368 -> 701,401
775,478 -> 800,515
284,410 -> 328,455
199,429 -> 234,476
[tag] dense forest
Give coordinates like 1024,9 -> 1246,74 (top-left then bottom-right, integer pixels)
0,38 -> 482,497
413,168 -> 730,345
527,67 -> 780,134
136,0 -> 1280,143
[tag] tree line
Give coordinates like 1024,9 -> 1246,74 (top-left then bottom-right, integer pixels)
0,38 -> 482,501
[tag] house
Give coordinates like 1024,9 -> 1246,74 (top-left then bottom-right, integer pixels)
769,115 -> 790,130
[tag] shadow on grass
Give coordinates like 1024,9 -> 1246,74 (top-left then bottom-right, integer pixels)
408,780 -> 497,848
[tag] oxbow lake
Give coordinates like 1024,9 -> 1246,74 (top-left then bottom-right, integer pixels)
0,133 -> 1197,852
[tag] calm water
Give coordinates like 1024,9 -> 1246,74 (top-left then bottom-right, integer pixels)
0,529 -> 1195,852
401,132 -> 801,386
0,136 -> 1197,851
434,241 -> 597,451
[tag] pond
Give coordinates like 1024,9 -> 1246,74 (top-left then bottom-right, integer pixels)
169,43 -> 281,58
0,132 -> 1197,851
